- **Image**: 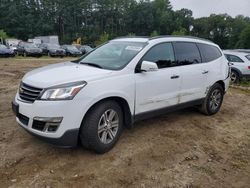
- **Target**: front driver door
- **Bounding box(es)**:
[135,42,182,115]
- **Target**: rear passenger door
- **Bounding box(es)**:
[173,42,209,103]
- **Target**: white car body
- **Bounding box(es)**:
[223,50,250,78]
[12,36,230,148]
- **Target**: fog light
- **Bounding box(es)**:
[33,117,63,132]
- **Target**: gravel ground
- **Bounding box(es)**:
[0,58,250,188]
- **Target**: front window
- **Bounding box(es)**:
[24,43,37,48]
[67,46,78,51]
[75,41,147,70]
[47,44,60,49]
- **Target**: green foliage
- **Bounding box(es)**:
[95,33,110,46]
[172,28,187,36]
[236,25,250,49]
[0,0,249,49]
[150,30,159,37]
[0,30,9,39]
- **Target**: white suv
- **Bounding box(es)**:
[223,50,250,83]
[12,36,230,153]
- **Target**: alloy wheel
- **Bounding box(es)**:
[98,109,119,144]
[209,89,222,111]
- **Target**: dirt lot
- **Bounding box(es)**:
[0,58,250,188]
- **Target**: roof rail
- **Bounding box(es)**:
[150,35,213,43]
[114,36,149,39]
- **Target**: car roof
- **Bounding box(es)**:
[223,50,250,56]
[112,35,216,46]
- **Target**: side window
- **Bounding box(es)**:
[197,43,222,62]
[225,54,244,63]
[142,43,176,69]
[173,42,201,65]
[246,55,250,61]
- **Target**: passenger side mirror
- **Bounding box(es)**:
[141,61,158,72]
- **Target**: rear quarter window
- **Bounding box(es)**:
[225,54,244,63]
[197,43,222,62]
[246,55,250,61]
[173,42,202,65]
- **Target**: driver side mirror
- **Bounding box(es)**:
[141,61,158,72]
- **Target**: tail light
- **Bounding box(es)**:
[248,66,250,70]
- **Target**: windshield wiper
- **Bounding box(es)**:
[79,62,103,69]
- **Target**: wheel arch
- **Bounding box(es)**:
[215,80,225,93]
[231,67,242,77]
[81,96,134,130]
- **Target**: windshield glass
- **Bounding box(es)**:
[0,44,7,49]
[67,46,78,51]
[48,44,60,48]
[246,55,250,61]
[75,41,147,70]
[24,43,37,48]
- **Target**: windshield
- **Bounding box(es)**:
[246,55,250,61]
[24,43,37,48]
[0,44,7,49]
[75,41,147,70]
[48,44,60,48]
[67,46,78,51]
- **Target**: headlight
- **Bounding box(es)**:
[40,81,87,100]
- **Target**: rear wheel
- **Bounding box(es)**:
[230,70,240,84]
[200,83,224,115]
[80,101,123,154]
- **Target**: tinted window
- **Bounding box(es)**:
[225,54,244,63]
[142,43,176,69]
[173,42,201,65]
[197,43,222,62]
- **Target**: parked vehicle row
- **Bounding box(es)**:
[0,42,93,58]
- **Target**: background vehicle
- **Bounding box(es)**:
[16,42,43,57]
[0,44,15,57]
[61,45,82,56]
[28,38,42,47]
[224,50,250,83]
[5,39,20,54]
[35,36,59,45]
[78,45,93,55]
[39,43,65,57]
[13,36,230,153]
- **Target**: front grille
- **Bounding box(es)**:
[32,120,46,131]
[17,113,29,126]
[19,82,43,103]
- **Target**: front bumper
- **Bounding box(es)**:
[26,52,42,56]
[12,95,83,147]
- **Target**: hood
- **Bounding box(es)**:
[0,48,13,53]
[22,62,113,88]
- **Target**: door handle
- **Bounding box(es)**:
[202,70,209,74]
[171,75,180,79]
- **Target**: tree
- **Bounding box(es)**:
[236,25,250,48]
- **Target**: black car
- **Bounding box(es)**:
[78,45,93,55]
[39,43,66,57]
[61,45,82,56]
[16,42,43,57]
[0,44,15,57]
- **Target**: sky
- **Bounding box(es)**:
[170,0,250,18]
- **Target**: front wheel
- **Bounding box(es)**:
[200,83,224,115]
[80,101,123,154]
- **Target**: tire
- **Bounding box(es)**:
[80,101,123,154]
[200,83,224,116]
[230,70,240,84]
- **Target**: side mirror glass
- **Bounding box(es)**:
[141,61,158,72]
